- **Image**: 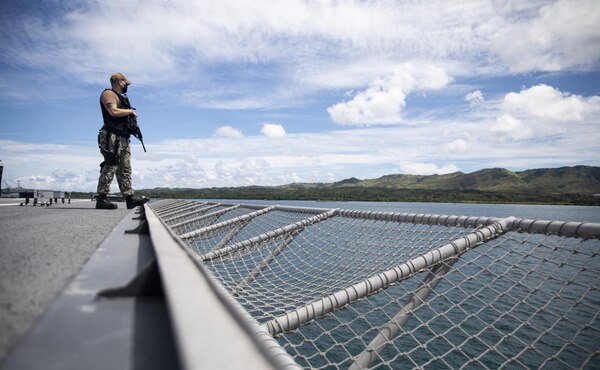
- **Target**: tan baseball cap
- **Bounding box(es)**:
[110,72,132,85]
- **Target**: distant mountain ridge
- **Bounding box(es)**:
[310,166,600,195]
[132,166,600,205]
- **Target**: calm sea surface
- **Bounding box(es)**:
[197,200,600,368]
[204,199,600,223]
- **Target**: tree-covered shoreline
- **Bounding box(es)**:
[70,165,600,206]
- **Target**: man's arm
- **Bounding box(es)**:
[101,91,138,118]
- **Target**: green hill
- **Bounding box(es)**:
[327,166,600,195]
[516,166,600,194]
[135,166,600,205]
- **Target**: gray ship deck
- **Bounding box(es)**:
[0,199,180,370]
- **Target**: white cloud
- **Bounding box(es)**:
[2,113,600,192]
[465,90,484,106]
[327,64,452,125]
[503,84,600,121]
[214,126,244,138]
[180,89,291,110]
[398,162,459,176]
[3,0,598,108]
[260,123,287,138]
[487,84,600,141]
[491,0,600,72]
[2,2,583,87]
[297,59,400,90]
[445,139,469,155]
[490,114,533,141]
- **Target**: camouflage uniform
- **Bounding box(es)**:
[96,128,134,196]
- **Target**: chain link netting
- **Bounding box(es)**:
[149,200,600,369]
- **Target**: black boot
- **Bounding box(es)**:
[96,194,118,209]
[126,195,149,209]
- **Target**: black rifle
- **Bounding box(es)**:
[127,108,146,152]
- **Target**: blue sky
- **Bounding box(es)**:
[0,0,599,192]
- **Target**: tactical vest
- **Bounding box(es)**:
[100,89,132,134]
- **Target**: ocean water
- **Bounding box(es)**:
[204,199,600,223]
[196,200,600,368]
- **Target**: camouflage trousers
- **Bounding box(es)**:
[96,128,134,196]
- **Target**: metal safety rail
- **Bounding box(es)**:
[145,200,600,370]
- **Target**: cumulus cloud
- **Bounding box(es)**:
[491,0,600,72]
[0,140,100,190]
[327,64,452,125]
[490,114,533,141]
[502,84,600,121]
[16,170,99,192]
[214,126,244,138]
[488,84,600,141]
[260,123,287,138]
[445,139,469,155]
[398,162,459,176]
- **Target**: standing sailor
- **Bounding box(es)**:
[95,72,148,209]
